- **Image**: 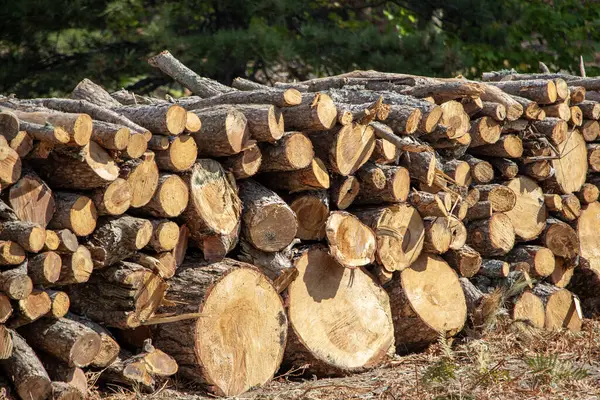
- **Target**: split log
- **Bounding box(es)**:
[532,284,582,332]
[28,251,62,286]
[539,218,580,259]
[281,92,337,131]
[154,135,198,172]
[504,176,547,241]
[35,142,119,190]
[260,157,330,193]
[9,289,51,328]
[137,173,188,218]
[90,178,132,216]
[355,204,424,272]
[371,138,398,163]
[68,261,166,328]
[259,131,314,172]
[0,240,26,266]
[86,215,152,269]
[387,253,466,353]
[0,143,21,186]
[118,152,159,208]
[153,257,287,396]
[48,192,97,237]
[444,245,482,278]
[329,175,360,210]
[325,211,376,268]
[0,293,13,323]
[44,290,70,319]
[221,143,262,179]
[191,106,250,157]
[235,104,284,143]
[467,213,515,256]
[289,191,329,241]
[310,123,375,176]
[56,246,93,285]
[182,160,242,261]
[0,221,46,253]
[0,263,32,300]
[91,121,130,150]
[67,313,120,368]
[507,246,555,279]
[284,246,394,374]
[462,154,494,184]
[0,331,51,400]
[12,110,92,146]
[238,180,297,252]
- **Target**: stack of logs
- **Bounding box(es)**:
[1,51,600,399]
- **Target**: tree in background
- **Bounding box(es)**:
[1,0,599,97]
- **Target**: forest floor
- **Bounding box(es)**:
[93,318,600,400]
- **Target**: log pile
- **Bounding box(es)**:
[1,51,600,398]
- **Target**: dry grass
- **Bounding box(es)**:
[88,317,600,400]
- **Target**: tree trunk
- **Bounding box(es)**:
[387,253,466,353]
[259,132,314,172]
[48,192,97,237]
[259,157,330,193]
[221,143,262,179]
[153,256,286,397]
[289,191,329,241]
[118,152,160,208]
[154,135,198,172]
[136,173,188,218]
[325,211,376,268]
[503,176,547,241]
[238,180,297,252]
[191,106,250,157]
[181,160,241,261]
[467,213,515,256]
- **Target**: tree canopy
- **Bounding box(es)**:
[2,0,599,97]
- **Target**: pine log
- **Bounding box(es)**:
[70,78,123,108]
[354,204,424,272]
[504,176,547,241]
[12,110,92,146]
[388,253,465,353]
[91,120,130,150]
[153,257,286,396]
[56,246,93,286]
[154,135,198,172]
[462,154,494,184]
[121,132,148,159]
[54,230,78,254]
[0,331,51,400]
[281,92,337,131]
[532,118,569,145]
[408,191,450,217]
[181,160,242,261]
[260,157,330,193]
[532,284,581,331]
[191,106,250,157]
[541,102,571,121]
[576,183,600,205]
[309,123,375,176]
[238,238,298,284]
[221,143,262,179]
[325,211,376,268]
[354,165,410,205]
[0,240,26,266]
[470,134,523,158]
[478,259,510,278]
[86,215,152,269]
[0,143,21,186]
[545,129,587,194]
[539,218,580,259]
[443,159,471,187]
[422,217,452,254]
[136,173,188,218]
[329,175,360,210]
[284,246,394,374]
[18,120,69,144]
[48,192,97,237]
[180,87,303,108]
[0,221,45,253]
[234,104,284,143]
[507,245,555,279]
[147,219,179,253]
[68,261,166,328]
[490,80,557,104]
[0,293,12,323]
[118,152,159,208]
[37,354,87,400]
[0,263,32,300]
[472,101,507,121]
[90,178,131,216]
[0,110,20,139]
[549,257,574,288]
[111,104,187,136]
[259,131,314,172]
[44,290,69,319]
[28,251,62,286]
[289,191,329,241]
[444,245,482,278]
[35,142,119,190]
[67,313,120,368]
[238,180,297,252]
[9,289,51,328]
[467,213,515,256]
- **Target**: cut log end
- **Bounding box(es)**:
[165,104,188,135]
[513,291,545,329]
[325,211,376,268]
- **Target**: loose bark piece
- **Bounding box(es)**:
[259,132,314,172]
[153,257,286,396]
[67,313,120,368]
[154,135,198,172]
[467,213,515,256]
[354,204,424,272]
[289,191,329,241]
[260,157,330,193]
[0,221,46,253]
[507,245,555,278]
[0,263,32,300]
[137,173,188,218]
[57,246,93,285]
[45,290,70,319]
[28,251,62,286]
[90,178,131,216]
[444,245,482,278]
[118,152,159,208]
[285,246,394,375]
[325,211,376,268]
[532,284,582,332]
[329,175,360,210]
[191,106,250,157]
[281,92,337,131]
[539,218,580,259]
[388,253,466,353]
[0,331,51,400]
[239,180,297,252]
[19,317,101,367]
[86,215,152,269]
[0,240,26,266]
[48,192,97,237]
[91,120,130,150]
[504,176,547,241]
[221,143,262,179]
[182,160,242,261]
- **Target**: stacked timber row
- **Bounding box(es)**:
[0,51,599,399]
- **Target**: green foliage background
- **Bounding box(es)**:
[2,0,600,97]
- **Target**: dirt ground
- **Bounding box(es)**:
[92,317,600,400]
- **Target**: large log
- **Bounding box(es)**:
[387,253,466,353]
[153,257,286,397]
[539,218,580,259]
[284,246,394,375]
[181,160,242,261]
[544,129,588,194]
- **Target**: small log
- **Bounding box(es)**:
[90,178,132,216]
[447,217,468,249]
[478,259,509,278]
[511,96,545,120]
[181,88,302,109]
[9,289,52,328]
[462,154,494,184]
[239,180,297,252]
[577,183,600,205]
[260,157,330,193]
[398,150,438,186]
[578,101,600,119]
[587,143,600,172]
[444,245,482,278]
[48,192,97,237]
[0,263,32,300]
[0,293,13,323]
[532,284,582,332]
[259,132,314,172]
[507,245,555,279]
[552,194,581,221]
[469,134,523,158]
[27,251,61,286]
[56,246,93,285]
[466,201,492,221]
[289,191,329,241]
[111,104,187,136]
[12,110,92,146]
[549,257,573,288]
[475,184,517,213]
[67,313,120,368]
[570,106,583,126]
[504,176,547,241]
[235,104,284,143]
[467,213,515,256]
[54,229,78,254]
[0,325,12,359]
[0,143,21,186]
[0,331,51,400]
[42,230,59,251]
[221,143,262,179]
[329,175,360,210]
[119,152,159,208]
[147,219,179,253]
[0,221,45,253]
[443,159,471,187]
[99,350,155,391]
[371,138,398,164]
[490,80,557,104]
[185,111,202,132]
[44,290,70,319]
[422,217,452,254]
[281,92,337,131]
[91,120,130,150]
[532,118,568,145]
[511,291,546,328]
[354,165,410,205]
[136,173,189,218]
[539,218,579,259]
[121,133,148,159]
[0,240,26,266]
[18,120,70,144]
[487,158,519,179]
[191,106,249,157]
[154,135,198,172]
[469,116,501,147]
[9,131,33,158]
[473,101,507,121]
[541,102,571,121]
[325,211,376,268]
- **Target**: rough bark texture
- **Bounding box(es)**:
[191,106,250,157]
[221,143,262,179]
[259,132,314,172]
